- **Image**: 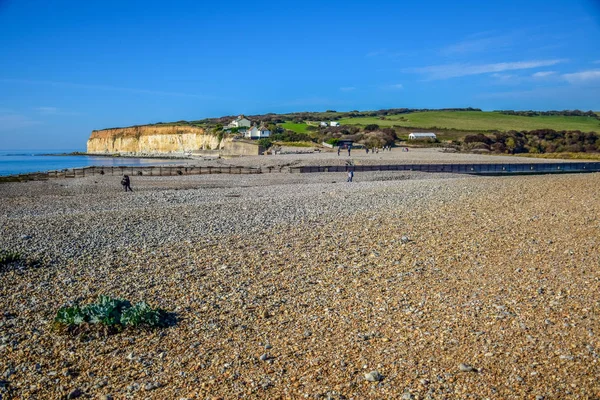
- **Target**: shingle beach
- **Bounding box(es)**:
[1,150,599,399]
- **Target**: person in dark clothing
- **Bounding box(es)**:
[347,170,354,182]
[337,147,341,156]
[121,175,133,192]
[347,145,351,156]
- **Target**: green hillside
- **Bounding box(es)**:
[338,111,600,132]
[280,122,310,133]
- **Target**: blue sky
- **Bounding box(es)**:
[1,0,599,150]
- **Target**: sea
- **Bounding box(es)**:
[0,149,187,176]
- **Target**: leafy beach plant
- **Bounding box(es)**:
[121,301,163,327]
[55,295,169,332]
[0,249,22,267]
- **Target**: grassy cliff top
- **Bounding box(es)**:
[95,108,600,134]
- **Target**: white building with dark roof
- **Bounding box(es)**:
[228,115,251,128]
[408,132,437,140]
[245,124,271,139]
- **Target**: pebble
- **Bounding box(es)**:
[459,363,476,372]
[144,382,160,391]
[67,388,82,399]
[364,371,383,382]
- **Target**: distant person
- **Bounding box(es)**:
[365,148,369,154]
[347,145,351,156]
[347,170,354,182]
[337,147,341,156]
[121,174,133,192]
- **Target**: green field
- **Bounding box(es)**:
[280,122,310,133]
[338,111,600,132]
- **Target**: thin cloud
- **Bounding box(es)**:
[489,73,520,84]
[406,59,566,80]
[388,83,404,89]
[476,85,600,106]
[0,78,213,99]
[366,50,386,57]
[33,106,80,116]
[491,73,516,79]
[0,111,41,131]
[340,87,356,92]
[562,70,600,84]
[365,49,406,59]
[593,60,600,64]
[532,71,557,78]
[441,35,512,56]
[35,106,59,114]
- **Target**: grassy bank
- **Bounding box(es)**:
[339,111,600,132]
[280,122,310,133]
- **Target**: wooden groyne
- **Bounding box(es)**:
[1,165,264,182]
[2,162,600,183]
[291,162,600,175]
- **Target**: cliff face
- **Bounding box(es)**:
[87,125,221,154]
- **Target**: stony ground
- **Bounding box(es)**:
[195,147,584,169]
[1,170,599,399]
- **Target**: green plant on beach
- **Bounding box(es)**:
[121,301,163,327]
[55,295,168,330]
[84,295,131,325]
[0,250,21,267]
[55,303,87,326]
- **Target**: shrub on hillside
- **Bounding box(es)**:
[257,138,273,149]
[270,130,314,142]
[364,124,380,132]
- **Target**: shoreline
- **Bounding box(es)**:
[44,151,194,160]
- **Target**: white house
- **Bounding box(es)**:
[330,121,340,127]
[228,115,251,128]
[319,121,328,127]
[245,125,271,139]
[408,132,437,140]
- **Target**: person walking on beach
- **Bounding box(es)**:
[347,145,351,156]
[121,174,133,192]
[337,147,341,156]
[347,170,354,182]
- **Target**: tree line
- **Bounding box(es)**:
[462,129,599,154]
[496,110,599,119]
